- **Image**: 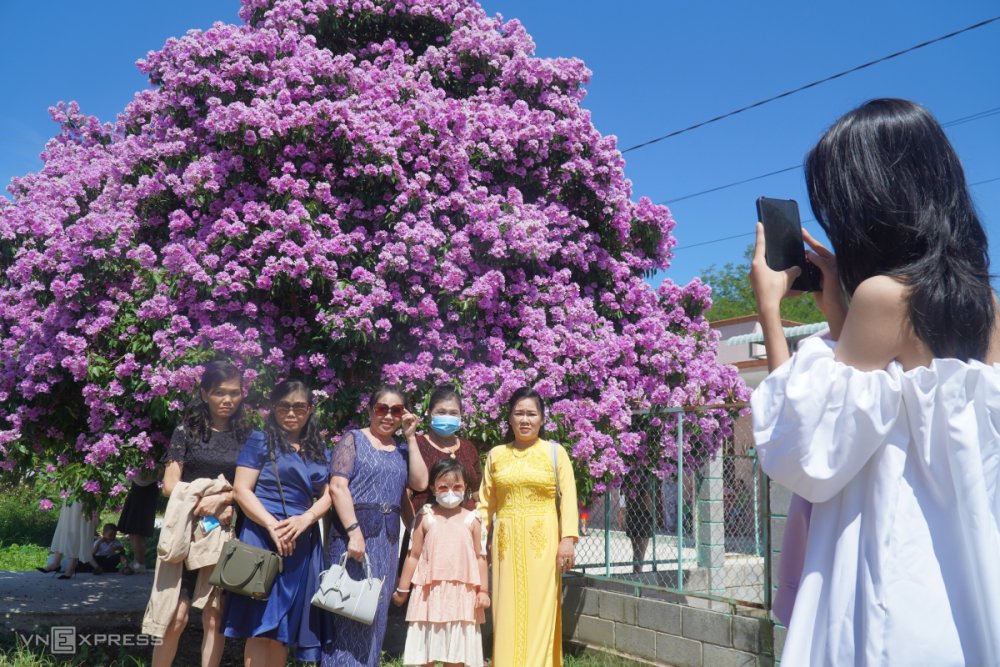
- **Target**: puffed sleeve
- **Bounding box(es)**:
[555,444,580,540]
[330,431,357,480]
[235,431,268,470]
[751,336,903,503]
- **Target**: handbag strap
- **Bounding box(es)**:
[550,441,562,533]
[550,441,561,505]
[268,441,289,520]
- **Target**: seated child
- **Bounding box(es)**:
[92,523,133,575]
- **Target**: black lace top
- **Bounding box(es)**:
[165,424,242,484]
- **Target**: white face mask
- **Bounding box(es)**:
[436,491,463,509]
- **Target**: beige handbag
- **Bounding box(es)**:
[311,552,383,625]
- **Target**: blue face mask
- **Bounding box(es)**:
[430,415,462,437]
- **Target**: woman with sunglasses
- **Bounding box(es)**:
[223,380,333,665]
[322,386,429,667]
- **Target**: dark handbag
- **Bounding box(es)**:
[209,538,283,599]
[208,444,288,599]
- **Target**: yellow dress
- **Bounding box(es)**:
[478,439,579,667]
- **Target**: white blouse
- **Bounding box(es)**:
[753,336,1000,666]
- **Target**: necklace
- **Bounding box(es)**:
[426,435,460,458]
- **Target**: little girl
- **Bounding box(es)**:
[392,458,489,667]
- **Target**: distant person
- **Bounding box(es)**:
[622,484,656,574]
[393,458,489,667]
[92,523,133,575]
[117,469,159,574]
[751,98,1000,665]
[37,500,99,579]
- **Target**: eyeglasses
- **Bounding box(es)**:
[274,402,310,416]
[373,403,404,418]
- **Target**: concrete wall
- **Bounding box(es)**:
[768,481,791,663]
[562,577,774,667]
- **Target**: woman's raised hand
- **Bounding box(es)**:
[802,228,848,340]
[749,222,802,315]
[401,410,418,439]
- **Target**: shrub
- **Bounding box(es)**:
[0,0,747,504]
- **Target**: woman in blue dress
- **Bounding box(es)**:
[322,386,429,667]
[224,380,333,665]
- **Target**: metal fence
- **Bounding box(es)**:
[571,405,769,607]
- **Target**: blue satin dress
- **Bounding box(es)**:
[222,432,331,661]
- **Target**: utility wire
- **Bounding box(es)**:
[671,176,1000,252]
[661,105,1000,205]
[622,16,1000,154]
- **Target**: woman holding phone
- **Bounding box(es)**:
[751,98,1000,665]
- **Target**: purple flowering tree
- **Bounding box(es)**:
[0,0,747,506]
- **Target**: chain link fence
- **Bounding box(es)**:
[572,405,769,606]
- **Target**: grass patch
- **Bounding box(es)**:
[0,485,59,548]
[0,544,49,571]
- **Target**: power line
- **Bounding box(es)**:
[671,176,1000,252]
[622,16,1000,154]
[660,105,1000,205]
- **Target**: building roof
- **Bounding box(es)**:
[724,321,829,346]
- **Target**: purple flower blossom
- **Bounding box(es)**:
[0,0,747,499]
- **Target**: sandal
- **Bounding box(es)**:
[122,566,134,575]
[57,574,72,580]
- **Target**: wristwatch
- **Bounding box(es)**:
[345,522,360,533]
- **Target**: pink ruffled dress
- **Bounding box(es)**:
[403,506,485,667]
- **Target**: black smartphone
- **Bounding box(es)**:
[756,196,821,292]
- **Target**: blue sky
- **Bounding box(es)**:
[2,1,998,288]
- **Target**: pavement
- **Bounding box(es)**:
[0,568,153,634]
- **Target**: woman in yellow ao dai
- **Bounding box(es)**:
[478,387,579,667]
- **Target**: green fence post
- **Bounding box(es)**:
[751,449,761,557]
[605,488,611,578]
[676,410,684,591]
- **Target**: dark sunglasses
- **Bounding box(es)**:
[373,403,404,418]
[274,402,310,416]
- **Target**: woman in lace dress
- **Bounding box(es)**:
[321,386,429,667]
[150,361,250,667]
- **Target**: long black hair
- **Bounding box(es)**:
[805,98,993,361]
[264,380,326,463]
[503,386,546,442]
[181,361,249,444]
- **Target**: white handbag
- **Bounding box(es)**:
[311,553,384,625]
